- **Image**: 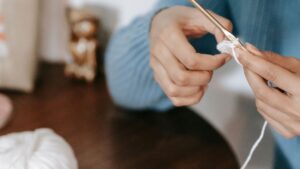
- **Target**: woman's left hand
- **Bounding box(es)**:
[236,44,300,138]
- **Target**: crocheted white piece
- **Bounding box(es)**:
[217,39,241,65]
[0,128,78,169]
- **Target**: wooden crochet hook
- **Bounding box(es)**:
[189,0,247,51]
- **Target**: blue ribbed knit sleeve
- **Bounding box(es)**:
[104,0,228,111]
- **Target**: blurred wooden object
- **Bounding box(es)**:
[65,9,100,82]
[0,63,238,169]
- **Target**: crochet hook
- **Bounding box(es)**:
[189,0,247,50]
[190,0,282,91]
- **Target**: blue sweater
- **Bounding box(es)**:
[105,0,300,168]
[105,0,300,111]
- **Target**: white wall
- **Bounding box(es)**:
[39,0,158,62]
[86,0,159,30]
[39,0,69,62]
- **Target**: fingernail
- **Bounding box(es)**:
[245,43,262,56]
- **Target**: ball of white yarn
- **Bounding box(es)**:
[0,128,78,169]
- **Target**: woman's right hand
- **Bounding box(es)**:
[150,6,232,106]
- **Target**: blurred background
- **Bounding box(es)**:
[40,0,159,63]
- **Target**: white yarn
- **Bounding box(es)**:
[240,121,268,169]
[217,39,241,65]
[0,128,78,169]
[217,40,269,169]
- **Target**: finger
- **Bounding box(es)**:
[160,28,230,71]
[245,43,263,56]
[170,89,205,107]
[238,48,300,94]
[246,43,300,75]
[256,99,296,133]
[150,56,201,97]
[192,53,231,70]
[262,52,300,75]
[244,69,294,114]
[151,41,213,86]
[259,110,295,139]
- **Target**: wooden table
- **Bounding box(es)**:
[0,63,239,169]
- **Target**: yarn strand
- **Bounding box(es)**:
[218,40,269,169]
[240,121,268,169]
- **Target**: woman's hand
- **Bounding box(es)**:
[150,6,232,106]
[237,44,300,138]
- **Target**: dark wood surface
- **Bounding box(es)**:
[0,63,239,169]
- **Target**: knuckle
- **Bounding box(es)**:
[184,58,198,70]
[150,43,161,56]
[159,29,170,42]
[264,51,276,58]
[255,100,264,112]
[175,72,189,86]
[163,25,176,40]
[255,88,267,100]
[171,98,184,107]
[166,84,178,97]
[264,68,278,82]
[200,71,213,84]
[291,126,300,137]
[239,55,252,68]
[288,105,300,119]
